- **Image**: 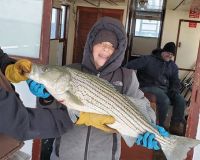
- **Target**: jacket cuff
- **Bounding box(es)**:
[39,95,54,106]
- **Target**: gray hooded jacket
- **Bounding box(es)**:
[49,17,156,160]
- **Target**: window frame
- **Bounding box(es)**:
[135,18,161,38]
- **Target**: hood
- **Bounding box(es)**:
[82,17,127,75]
[152,48,174,64]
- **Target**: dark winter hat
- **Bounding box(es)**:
[93,29,118,48]
[163,42,176,55]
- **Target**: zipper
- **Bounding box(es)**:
[84,126,91,160]
[97,72,101,77]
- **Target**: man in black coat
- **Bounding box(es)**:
[126,42,186,136]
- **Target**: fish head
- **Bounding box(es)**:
[27,63,71,95]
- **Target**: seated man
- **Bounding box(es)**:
[126,42,186,136]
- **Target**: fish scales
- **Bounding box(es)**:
[70,70,150,124]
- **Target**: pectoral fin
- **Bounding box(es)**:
[108,122,137,147]
[65,91,84,110]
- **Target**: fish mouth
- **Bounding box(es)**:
[26,63,43,80]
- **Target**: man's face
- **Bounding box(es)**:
[161,51,174,62]
[92,42,115,69]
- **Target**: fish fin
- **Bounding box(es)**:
[55,75,70,93]
[65,91,84,110]
[108,122,138,147]
[67,108,80,123]
[161,135,200,160]
[121,135,136,147]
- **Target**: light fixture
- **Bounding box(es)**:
[137,0,148,9]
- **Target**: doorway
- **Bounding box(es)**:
[175,20,200,160]
[175,19,200,113]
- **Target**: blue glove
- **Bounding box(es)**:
[26,79,50,98]
[136,131,160,150]
[156,125,169,137]
[136,125,169,150]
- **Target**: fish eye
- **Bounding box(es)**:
[42,66,48,72]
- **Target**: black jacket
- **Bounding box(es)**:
[0,48,16,74]
[127,49,181,93]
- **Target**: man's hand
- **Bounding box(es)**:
[5,59,32,83]
[76,112,116,133]
[26,79,50,98]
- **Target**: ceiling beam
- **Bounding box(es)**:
[83,0,100,7]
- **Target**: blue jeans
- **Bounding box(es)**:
[142,87,186,126]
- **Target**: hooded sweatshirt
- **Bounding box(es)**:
[49,17,156,160]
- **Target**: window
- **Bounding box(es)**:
[50,6,68,40]
[50,8,59,39]
[134,0,164,38]
[60,5,67,39]
[147,0,163,10]
[135,19,160,37]
[137,0,163,11]
[0,0,43,58]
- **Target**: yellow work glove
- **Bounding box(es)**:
[5,59,32,83]
[76,112,117,133]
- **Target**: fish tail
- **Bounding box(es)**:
[161,135,200,160]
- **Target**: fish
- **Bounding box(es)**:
[27,63,200,160]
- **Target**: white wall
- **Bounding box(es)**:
[132,37,158,55]
[13,81,36,158]
[161,9,199,47]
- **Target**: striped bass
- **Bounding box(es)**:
[27,63,200,160]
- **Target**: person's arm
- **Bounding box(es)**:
[126,71,144,98]
[0,49,16,74]
[126,56,148,70]
[0,87,73,141]
[169,63,181,94]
